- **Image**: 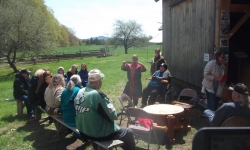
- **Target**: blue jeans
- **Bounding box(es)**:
[205,89,219,111]
[19,95,33,117]
[204,109,215,126]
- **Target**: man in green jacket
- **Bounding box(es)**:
[74,69,135,150]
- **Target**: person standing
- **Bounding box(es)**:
[150,48,167,75]
[121,54,146,106]
[13,68,34,119]
[202,50,226,111]
[78,63,88,87]
[74,69,135,150]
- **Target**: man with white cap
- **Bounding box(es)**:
[74,69,135,150]
[204,83,250,126]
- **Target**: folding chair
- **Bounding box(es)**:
[118,93,134,126]
[221,116,250,127]
[125,107,159,150]
[175,88,198,122]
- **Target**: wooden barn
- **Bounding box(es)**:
[156,0,250,93]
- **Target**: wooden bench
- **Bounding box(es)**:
[5,98,24,116]
[5,98,43,119]
[36,106,124,149]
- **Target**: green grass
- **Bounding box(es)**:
[0,45,206,150]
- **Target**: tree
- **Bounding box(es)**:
[110,20,146,54]
[0,0,59,72]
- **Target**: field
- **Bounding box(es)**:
[0,45,206,150]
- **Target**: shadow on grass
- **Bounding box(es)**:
[1,114,30,123]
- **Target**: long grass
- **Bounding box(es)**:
[0,45,206,150]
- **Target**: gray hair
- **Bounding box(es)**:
[66,75,82,91]
[48,74,65,89]
[238,93,250,107]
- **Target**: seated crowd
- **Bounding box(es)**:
[12,50,250,149]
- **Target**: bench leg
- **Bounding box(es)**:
[35,106,42,120]
[54,119,68,140]
[17,100,24,116]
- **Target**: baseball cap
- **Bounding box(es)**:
[88,69,105,82]
[228,83,249,95]
[20,68,31,74]
[160,63,168,70]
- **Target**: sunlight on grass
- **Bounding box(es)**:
[0,45,206,150]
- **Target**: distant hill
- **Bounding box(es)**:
[83,36,108,40]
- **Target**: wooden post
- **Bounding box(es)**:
[16,100,24,116]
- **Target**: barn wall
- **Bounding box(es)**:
[162,0,217,89]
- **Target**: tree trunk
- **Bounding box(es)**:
[6,55,18,73]
[9,61,18,72]
[125,48,128,54]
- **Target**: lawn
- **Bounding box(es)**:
[0,45,206,150]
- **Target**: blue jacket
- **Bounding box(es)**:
[78,70,88,87]
[60,85,82,127]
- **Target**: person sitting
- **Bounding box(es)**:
[74,69,135,150]
[141,63,171,107]
[78,63,88,87]
[67,64,78,82]
[204,83,250,127]
[36,70,52,110]
[13,68,34,119]
[57,66,68,84]
[60,75,82,136]
[150,48,167,75]
[44,74,65,117]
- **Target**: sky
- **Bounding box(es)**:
[45,0,162,39]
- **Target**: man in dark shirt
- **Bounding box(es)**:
[204,83,250,126]
[13,68,34,119]
[150,49,167,75]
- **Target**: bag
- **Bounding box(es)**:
[216,82,224,97]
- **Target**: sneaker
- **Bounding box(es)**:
[29,114,36,120]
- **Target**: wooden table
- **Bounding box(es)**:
[143,104,191,144]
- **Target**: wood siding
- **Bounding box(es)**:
[163,0,217,88]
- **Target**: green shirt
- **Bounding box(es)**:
[74,85,120,138]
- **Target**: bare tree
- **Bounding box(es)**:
[0,0,58,72]
[109,20,146,54]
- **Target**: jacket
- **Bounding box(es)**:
[44,86,64,108]
[202,60,225,93]
[74,85,120,138]
[13,73,30,99]
[78,70,88,86]
[28,76,39,105]
[60,85,82,127]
